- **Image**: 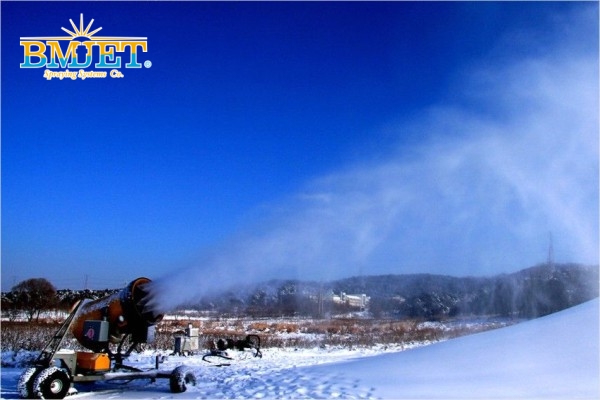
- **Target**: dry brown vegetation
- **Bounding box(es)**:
[153,316,512,351]
[1,316,514,359]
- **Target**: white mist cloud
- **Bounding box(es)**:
[147,8,598,312]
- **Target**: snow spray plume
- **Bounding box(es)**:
[146,7,598,314]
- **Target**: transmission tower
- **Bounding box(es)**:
[547,232,555,270]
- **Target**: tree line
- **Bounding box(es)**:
[1,278,117,322]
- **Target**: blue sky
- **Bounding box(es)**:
[2,2,598,294]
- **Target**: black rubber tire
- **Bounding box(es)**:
[169,365,197,393]
[33,367,71,399]
[18,366,42,399]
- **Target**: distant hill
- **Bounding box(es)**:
[3,263,597,321]
[182,262,599,320]
[331,263,599,318]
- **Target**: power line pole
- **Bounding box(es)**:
[547,232,555,271]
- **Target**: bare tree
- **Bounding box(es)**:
[11,278,58,322]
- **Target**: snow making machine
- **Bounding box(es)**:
[17,277,196,399]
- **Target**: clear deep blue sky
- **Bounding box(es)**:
[2,2,598,292]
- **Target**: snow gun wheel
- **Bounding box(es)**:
[169,365,197,393]
[18,366,42,399]
[32,367,71,399]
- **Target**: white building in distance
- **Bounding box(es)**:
[332,292,370,309]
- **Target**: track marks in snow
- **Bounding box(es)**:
[189,365,377,399]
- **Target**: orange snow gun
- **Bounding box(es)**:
[18,277,196,399]
[69,277,163,356]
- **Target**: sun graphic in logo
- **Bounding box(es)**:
[60,14,103,40]
[20,13,146,42]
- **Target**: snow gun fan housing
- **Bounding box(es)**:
[70,277,163,352]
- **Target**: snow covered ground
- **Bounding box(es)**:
[1,299,598,399]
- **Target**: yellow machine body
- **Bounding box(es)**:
[76,352,110,373]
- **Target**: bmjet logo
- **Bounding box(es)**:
[20,14,150,80]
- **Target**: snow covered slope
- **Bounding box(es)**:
[1,299,597,399]
[300,298,600,399]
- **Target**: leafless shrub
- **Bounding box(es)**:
[1,322,60,352]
